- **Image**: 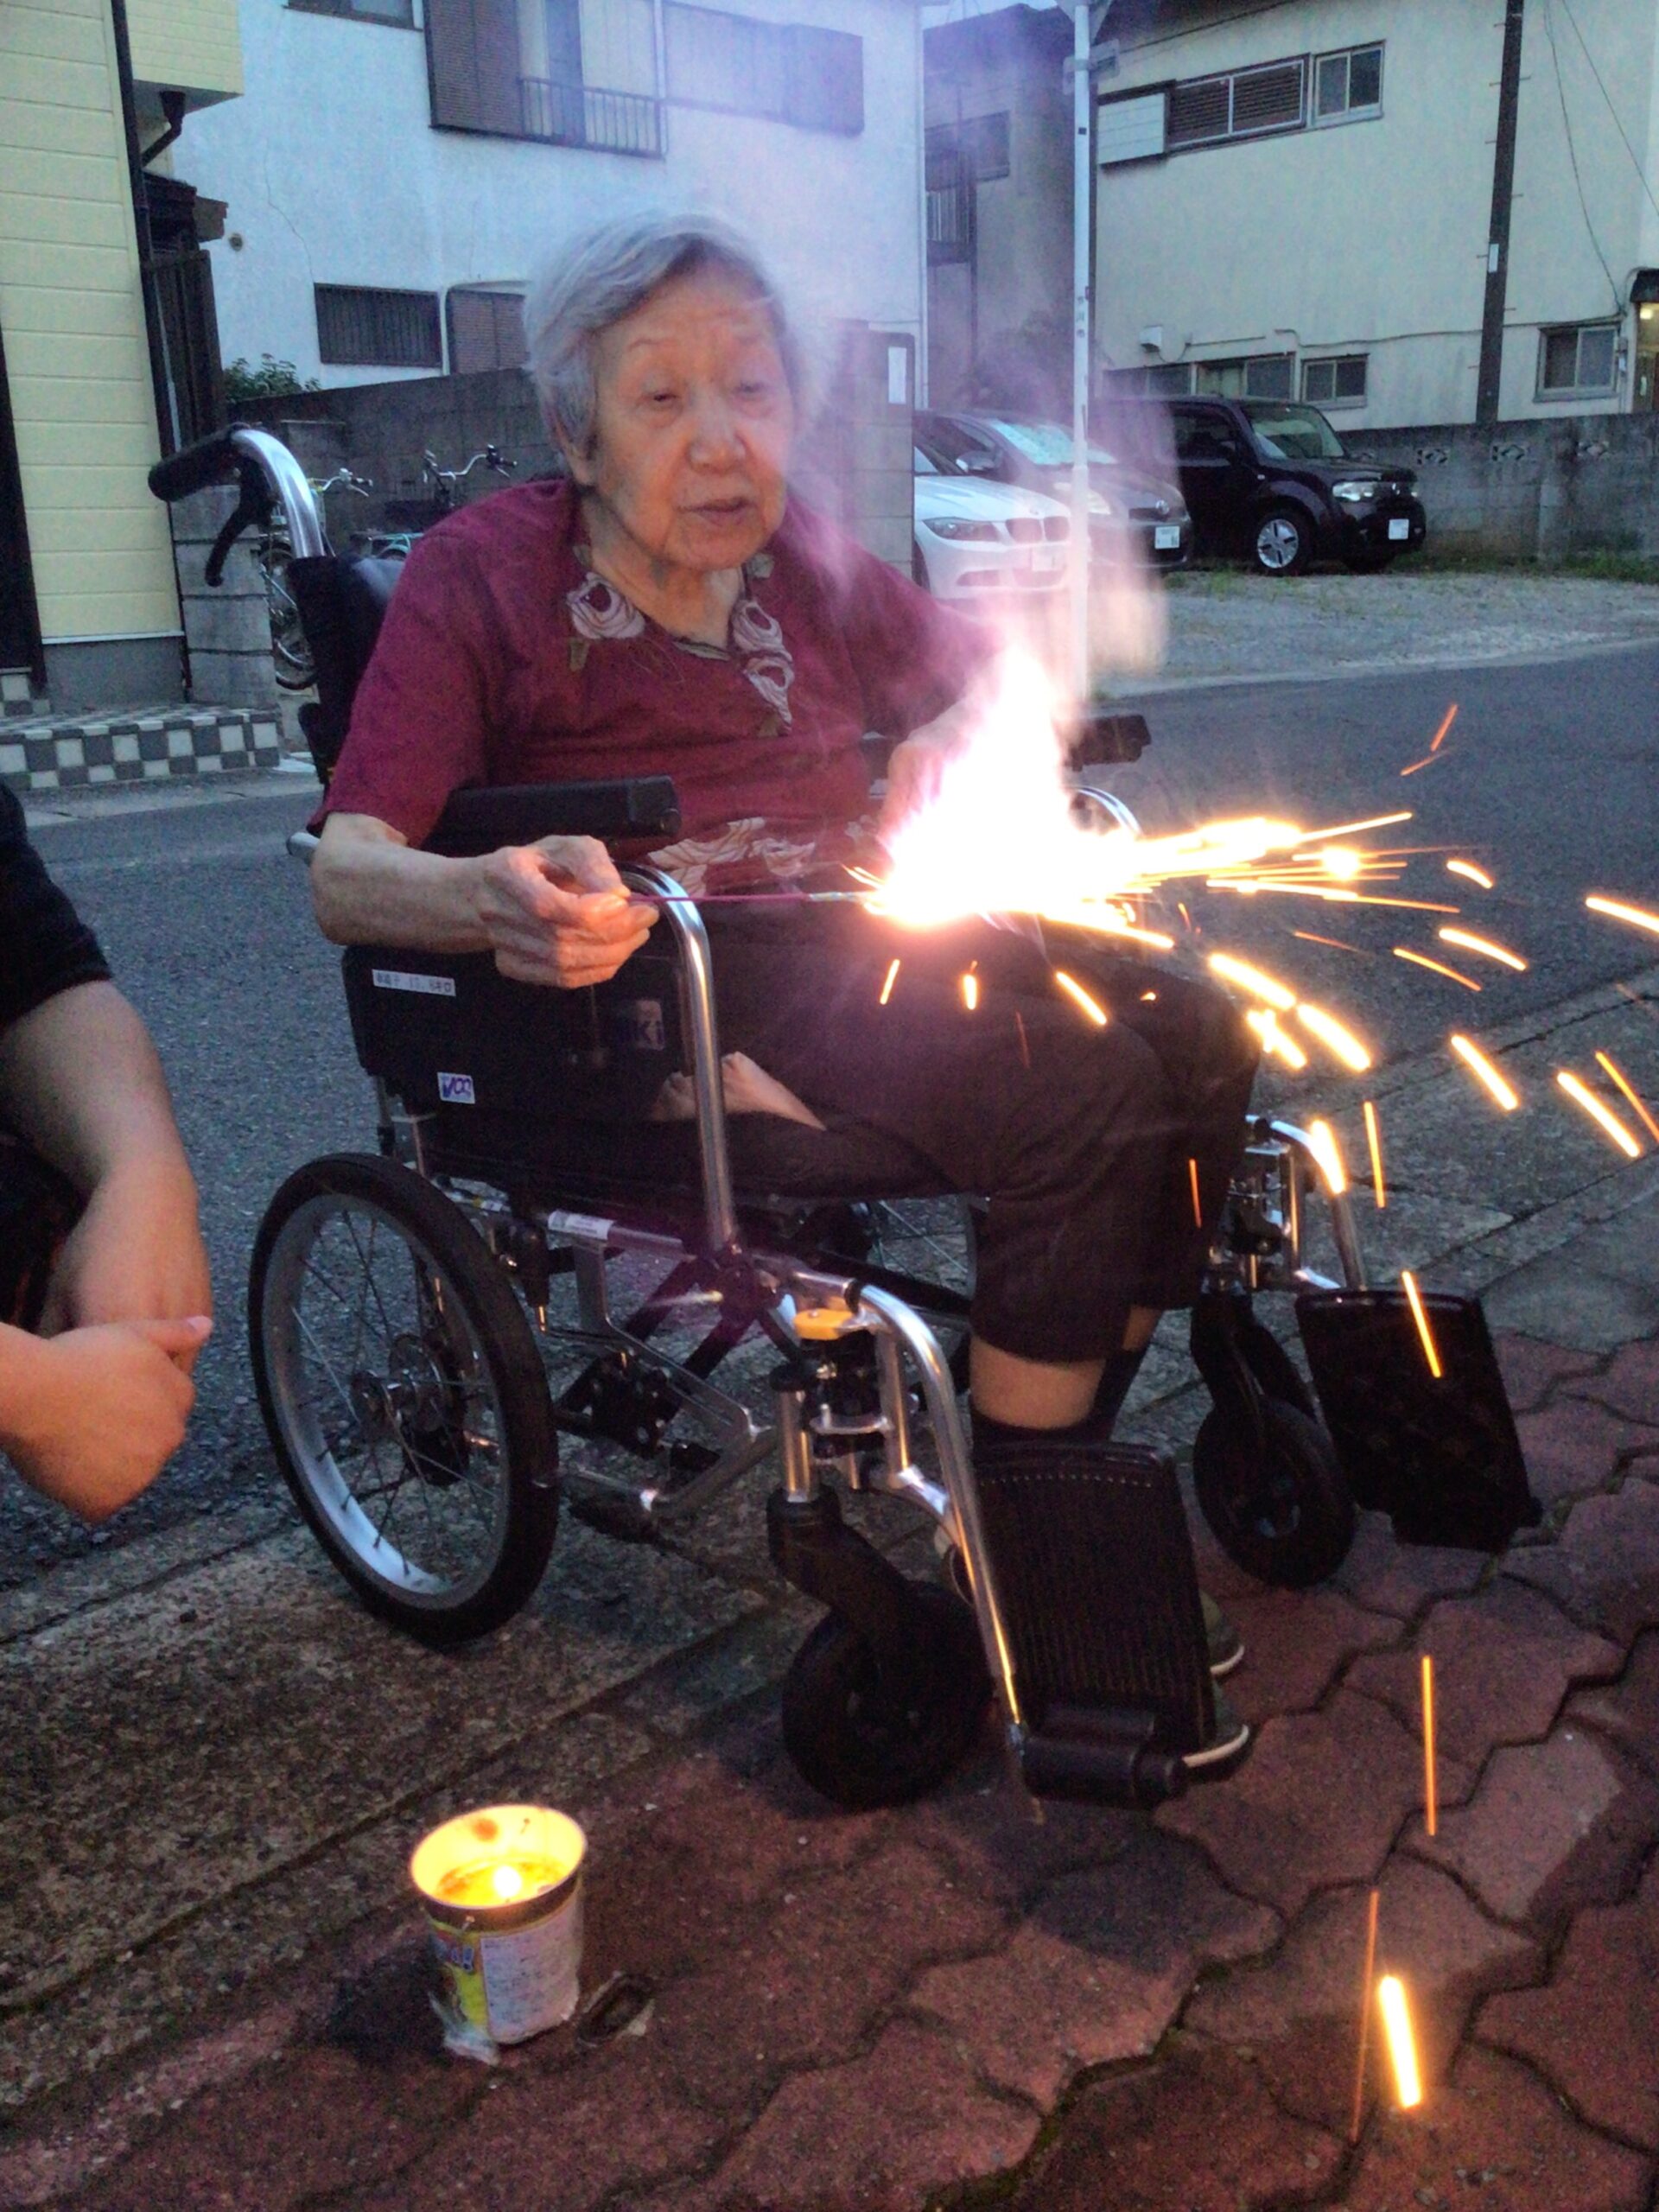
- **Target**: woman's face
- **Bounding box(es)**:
[570,267,795,575]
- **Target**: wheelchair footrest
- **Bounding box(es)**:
[974,1434,1236,1806]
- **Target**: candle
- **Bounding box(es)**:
[410,1803,588,2056]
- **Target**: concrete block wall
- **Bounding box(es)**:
[170,485,280,709]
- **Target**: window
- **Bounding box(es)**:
[1313,43,1383,124]
[447,288,526,375]
[1242,401,1347,460]
[1166,56,1305,149]
[1537,322,1618,397]
[1195,353,1293,399]
[664,6,863,133]
[1302,353,1368,406]
[426,0,664,156]
[289,0,414,22]
[1098,86,1167,167]
[316,285,442,369]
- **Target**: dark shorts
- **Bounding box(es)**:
[0,1137,80,1332]
[706,906,1259,1363]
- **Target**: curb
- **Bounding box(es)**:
[0,708,284,796]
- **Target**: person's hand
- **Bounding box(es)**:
[2,1315,211,1521]
[39,1153,212,1369]
[876,714,971,846]
[474,835,657,988]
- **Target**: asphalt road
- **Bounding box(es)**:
[5,636,1656,1586]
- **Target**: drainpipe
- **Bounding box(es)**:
[1476,0,1526,425]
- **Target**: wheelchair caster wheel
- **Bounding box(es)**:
[1192,1397,1353,1589]
[780,1582,991,1809]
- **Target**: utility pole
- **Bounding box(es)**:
[1066,1,1113,704]
[1476,0,1526,425]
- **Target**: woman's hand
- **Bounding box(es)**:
[474,835,658,988]
[875,703,975,846]
[39,1151,212,1367]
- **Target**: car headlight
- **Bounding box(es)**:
[1332,480,1378,504]
[925,518,1001,542]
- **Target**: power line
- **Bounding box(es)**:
[1555,0,1659,232]
[1540,0,1624,313]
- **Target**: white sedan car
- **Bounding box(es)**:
[912,447,1071,601]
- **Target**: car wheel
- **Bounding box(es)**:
[1252,506,1312,577]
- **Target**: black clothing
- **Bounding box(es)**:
[1,785,111,1030]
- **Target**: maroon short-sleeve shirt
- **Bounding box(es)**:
[320,478,988,891]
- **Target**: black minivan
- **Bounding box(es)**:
[1159,397,1427,575]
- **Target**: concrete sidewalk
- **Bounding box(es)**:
[5,982,1659,2209]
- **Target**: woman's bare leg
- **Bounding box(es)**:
[970,1306,1161,1429]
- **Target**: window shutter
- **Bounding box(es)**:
[785,26,863,134]
[426,0,522,133]
[1166,76,1229,146]
[447,290,497,374]
[1230,60,1304,134]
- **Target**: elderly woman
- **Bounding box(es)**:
[311,214,1257,1761]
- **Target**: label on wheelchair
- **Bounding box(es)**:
[372,968,457,999]
[608,998,667,1053]
[437,1071,477,1105]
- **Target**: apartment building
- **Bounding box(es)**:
[178,0,928,394]
[1,0,243,707]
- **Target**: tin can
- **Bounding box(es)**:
[410,1803,587,2050]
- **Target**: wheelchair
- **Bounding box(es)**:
[150,428,1537,1815]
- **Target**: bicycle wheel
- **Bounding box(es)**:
[250,1154,557,1644]
[263,545,315,690]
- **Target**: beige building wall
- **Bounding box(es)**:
[127,0,244,103]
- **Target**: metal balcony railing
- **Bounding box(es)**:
[518,77,665,158]
[926,181,975,266]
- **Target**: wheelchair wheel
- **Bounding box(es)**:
[780,1583,991,1809]
[250,1154,557,1645]
[1192,1397,1352,1589]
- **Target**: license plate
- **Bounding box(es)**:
[1388,517,1411,541]
[1153,524,1182,550]
[1034,544,1064,572]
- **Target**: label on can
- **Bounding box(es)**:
[478,1889,584,2041]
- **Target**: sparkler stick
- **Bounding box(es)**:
[1052,970,1108,1027]
[1296,1002,1373,1072]
[1401,1271,1444,1379]
[1557,1070,1643,1159]
[1438,927,1528,973]
[1189,1157,1204,1229]
[1394,949,1481,990]
[879,958,901,1007]
[1429,702,1459,752]
[1446,858,1494,889]
[1306,1118,1348,1195]
[1596,1052,1659,1144]
[1449,1034,1520,1112]
[1586,894,1659,938]
[1350,1886,1381,2144]
[1377,1976,1424,2109]
[1421,1654,1438,1837]
[1363,1100,1387,1208]
[1208,952,1296,1010]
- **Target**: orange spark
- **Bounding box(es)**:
[1401,1270,1444,1379]
[1421,1653,1439,1838]
[1014,1008,1031,1067]
[879,957,900,1007]
[1400,751,1449,778]
[1586,894,1659,939]
[1344,896,1462,914]
[1306,1117,1348,1195]
[1363,1100,1387,1208]
[1300,810,1414,842]
[1053,969,1108,1027]
[1557,1070,1643,1159]
[1395,948,1481,990]
[1351,1889,1381,2143]
[1438,927,1528,973]
[1246,1008,1309,1070]
[1446,858,1494,889]
[960,970,979,1012]
[1209,952,1296,1011]
[1378,1976,1424,2109]
[1596,1052,1659,1143]
[1449,1033,1520,1111]
[1291,929,1369,954]
[1296,1002,1373,1072]
[1429,702,1459,753]
[1188,1157,1204,1228]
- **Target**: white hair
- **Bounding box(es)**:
[524,212,810,458]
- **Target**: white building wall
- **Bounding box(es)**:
[179,0,923,391]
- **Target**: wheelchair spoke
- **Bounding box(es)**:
[293,1309,361,1427]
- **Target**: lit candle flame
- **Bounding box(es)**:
[1421,1653,1438,1838]
[491,1862,525,1902]
[1246,1008,1308,1070]
[1449,1033,1520,1111]
[1306,1118,1348,1195]
[1586,894,1659,938]
[1401,1270,1444,1379]
[1596,1052,1659,1143]
[1438,926,1528,973]
[1377,1975,1423,2108]
[1209,952,1296,1011]
[1363,1100,1387,1208]
[1557,1070,1643,1159]
[1446,858,1494,889]
[1052,969,1108,1027]
[1296,1002,1373,1072]
[1395,948,1481,991]
[879,957,900,1007]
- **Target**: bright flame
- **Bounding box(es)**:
[1296,1002,1373,1072]
[1438,927,1528,973]
[960,970,980,1012]
[1209,952,1296,1011]
[1557,1070,1643,1159]
[491,1862,525,1902]
[879,957,900,1006]
[1446,858,1494,889]
[1586,894,1659,938]
[1377,1976,1423,2108]
[1363,1100,1387,1208]
[1401,1270,1444,1380]
[1596,1052,1659,1143]
[1306,1118,1348,1195]
[1395,948,1481,991]
[1449,1033,1520,1111]
[1246,1008,1308,1070]
[1053,969,1109,1027]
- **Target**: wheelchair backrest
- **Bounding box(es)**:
[286,553,404,784]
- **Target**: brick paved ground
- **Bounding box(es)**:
[7,1301,1659,2212]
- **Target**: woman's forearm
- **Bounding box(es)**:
[310,815,491,950]
[0,982,191,1196]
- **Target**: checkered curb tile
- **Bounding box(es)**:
[0,709,283,794]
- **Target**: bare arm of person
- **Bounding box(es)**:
[0,982,212,1351]
[0,1314,209,1520]
[875,695,982,845]
[311,812,657,989]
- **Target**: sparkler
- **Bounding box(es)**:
[1296,1002,1372,1072]
[1446,858,1494,889]
[1401,1270,1443,1379]
[1557,1070,1643,1159]
[1421,1654,1438,1837]
[1306,1118,1348,1196]
[1052,969,1109,1027]
[1350,1887,1381,2144]
[1586,894,1659,939]
[879,957,900,1007]
[1395,948,1481,991]
[1363,1100,1387,1208]
[1437,927,1528,973]
[1449,1034,1520,1112]
[1596,1052,1659,1143]
[1377,1976,1423,2109]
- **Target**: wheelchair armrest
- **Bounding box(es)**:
[423,779,682,856]
[1070,709,1150,766]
